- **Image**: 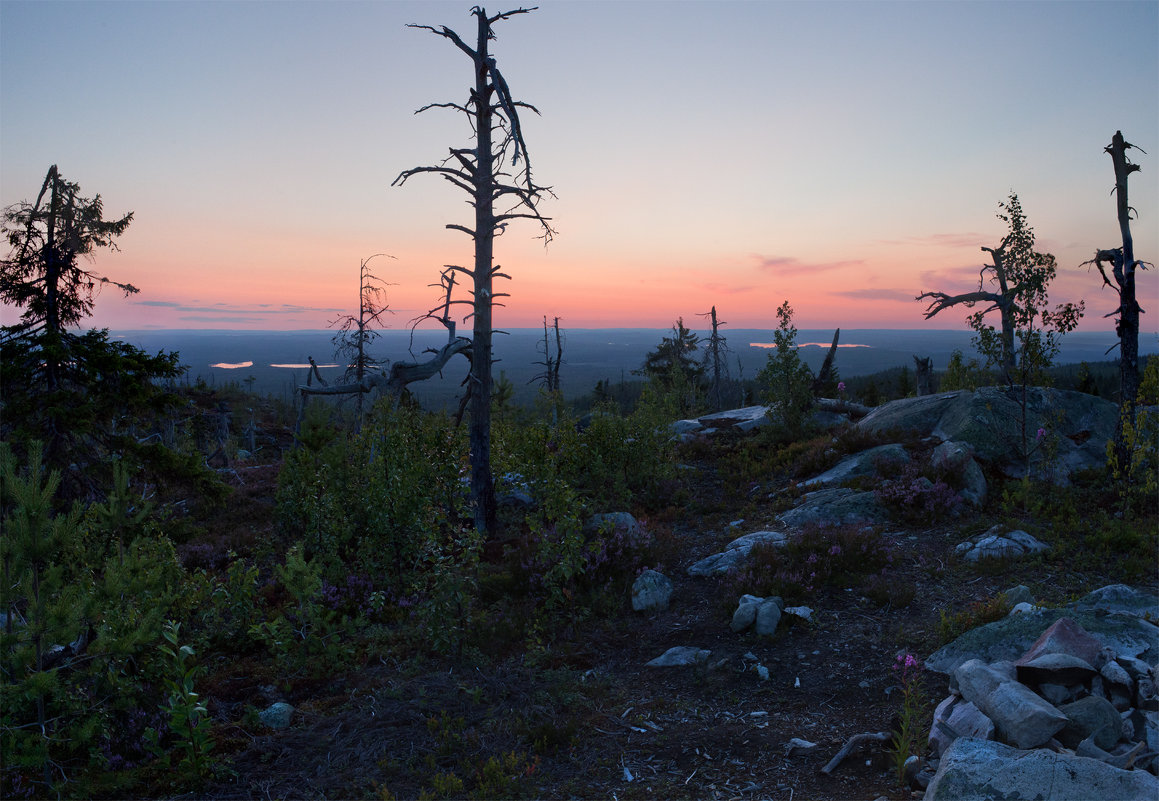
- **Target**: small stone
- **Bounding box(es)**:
[731,595,763,632]
[784,605,813,621]
[646,646,711,668]
[1002,584,1035,607]
[259,702,294,729]
[754,599,782,636]
[755,664,769,681]
[631,569,674,613]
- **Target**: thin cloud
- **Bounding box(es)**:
[138,301,341,315]
[918,264,987,290]
[830,288,914,302]
[877,233,987,248]
[752,255,865,275]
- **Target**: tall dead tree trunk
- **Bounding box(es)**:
[699,306,729,412]
[1084,131,1151,463]
[393,7,554,533]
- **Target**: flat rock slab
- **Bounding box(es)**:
[777,487,889,528]
[927,587,1159,678]
[687,530,787,577]
[924,737,1159,801]
[800,443,909,488]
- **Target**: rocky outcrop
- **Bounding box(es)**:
[858,387,1118,482]
[777,487,890,528]
[926,585,1159,678]
[923,588,1159,796]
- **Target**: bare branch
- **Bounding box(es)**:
[915,289,1002,319]
[415,101,472,116]
[406,22,476,59]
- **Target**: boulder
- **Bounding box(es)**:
[631,569,673,613]
[730,595,763,632]
[954,659,1067,748]
[930,697,995,758]
[858,387,1118,482]
[753,599,783,636]
[586,512,639,537]
[696,405,771,432]
[1058,695,1123,750]
[955,526,1049,562]
[1016,653,1097,686]
[924,737,1159,801]
[687,530,788,577]
[1019,617,1105,667]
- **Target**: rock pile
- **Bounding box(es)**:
[923,591,1159,800]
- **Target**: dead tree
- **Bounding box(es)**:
[297,269,472,431]
[393,6,554,532]
[917,247,1019,379]
[698,306,730,411]
[533,315,562,394]
[1082,131,1152,462]
[913,355,933,396]
[329,253,394,428]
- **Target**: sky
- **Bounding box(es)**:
[1,0,1157,333]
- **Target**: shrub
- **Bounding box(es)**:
[729,523,894,603]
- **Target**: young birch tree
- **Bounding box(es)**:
[393,6,554,533]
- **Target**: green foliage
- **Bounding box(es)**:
[888,653,929,786]
[277,401,467,581]
[729,523,895,604]
[969,194,1084,383]
[940,349,989,391]
[638,317,702,388]
[757,301,815,436]
[1107,356,1159,517]
[146,621,213,784]
[937,593,1012,644]
[249,543,353,674]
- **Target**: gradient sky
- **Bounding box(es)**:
[1,0,1156,333]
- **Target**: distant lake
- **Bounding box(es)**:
[114,328,1155,408]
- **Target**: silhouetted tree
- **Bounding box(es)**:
[329,253,394,427]
[0,166,182,493]
[917,193,1082,384]
[1082,131,1152,464]
[393,6,554,532]
[698,306,730,411]
[639,317,702,385]
[533,315,563,393]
